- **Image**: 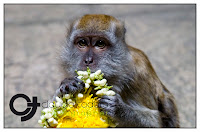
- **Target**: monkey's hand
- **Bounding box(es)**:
[98,94,127,125]
[53,77,85,100]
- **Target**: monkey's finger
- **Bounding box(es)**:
[59,83,69,94]
[99,98,115,106]
[101,95,116,101]
[68,84,79,94]
[99,102,116,111]
[56,88,63,97]
[99,105,115,118]
[70,79,85,92]
[74,76,85,85]
[72,79,85,88]
[104,111,115,119]
[98,103,109,109]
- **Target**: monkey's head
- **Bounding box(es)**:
[61,14,132,85]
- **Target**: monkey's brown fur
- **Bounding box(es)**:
[56,14,180,127]
[128,46,179,127]
[77,14,117,31]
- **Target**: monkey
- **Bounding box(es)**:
[53,14,179,127]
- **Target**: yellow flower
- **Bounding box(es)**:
[39,68,116,128]
[56,94,109,128]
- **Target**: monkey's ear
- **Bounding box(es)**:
[114,16,126,37]
[65,16,83,39]
[65,19,76,38]
[124,27,127,34]
[114,20,126,40]
[120,20,126,35]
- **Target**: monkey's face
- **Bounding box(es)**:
[74,35,109,69]
[61,32,129,82]
[63,33,116,76]
[61,14,130,82]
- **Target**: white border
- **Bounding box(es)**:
[1,1,199,132]
[0,0,198,4]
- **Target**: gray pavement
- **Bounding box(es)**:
[4,5,196,128]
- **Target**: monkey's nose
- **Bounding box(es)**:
[85,57,93,65]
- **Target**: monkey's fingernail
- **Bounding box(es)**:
[60,88,63,93]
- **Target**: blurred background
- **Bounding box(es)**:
[4,4,195,128]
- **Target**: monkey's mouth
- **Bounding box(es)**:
[79,64,98,72]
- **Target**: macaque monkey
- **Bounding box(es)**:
[53,14,179,127]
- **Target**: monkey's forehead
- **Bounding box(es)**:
[74,14,118,31]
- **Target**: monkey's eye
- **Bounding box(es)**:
[77,39,87,48]
[95,40,106,49]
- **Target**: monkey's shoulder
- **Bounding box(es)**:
[127,45,151,66]
[127,45,161,86]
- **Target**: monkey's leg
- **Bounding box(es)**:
[158,89,180,127]
[120,105,162,127]
[99,95,162,127]
[52,77,85,101]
